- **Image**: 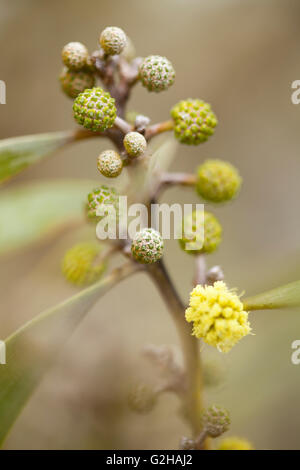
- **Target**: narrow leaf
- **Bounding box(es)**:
[0,179,96,256]
[0,131,76,183]
[0,263,137,446]
[243,280,300,311]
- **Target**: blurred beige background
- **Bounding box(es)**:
[1,0,300,449]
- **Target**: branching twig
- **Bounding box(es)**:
[145,120,174,141]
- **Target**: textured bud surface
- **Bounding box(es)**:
[97,150,123,178]
[62,42,88,71]
[62,242,105,286]
[171,99,217,145]
[128,383,157,414]
[139,55,175,92]
[202,404,230,438]
[179,210,222,255]
[59,67,95,99]
[100,26,127,55]
[196,160,242,203]
[218,437,254,450]
[131,228,164,264]
[73,87,117,131]
[185,281,251,353]
[86,185,119,221]
[123,132,147,157]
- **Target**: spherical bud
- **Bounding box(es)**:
[202,404,230,438]
[128,383,157,414]
[99,26,127,55]
[131,228,164,264]
[218,437,254,450]
[86,185,119,222]
[171,99,217,145]
[73,87,117,132]
[97,150,123,178]
[179,210,222,255]
[196,160,242,203]
[123,132,147,158]
[61,242,105,286]
[59,67,95,99]
[139,55,175,92]
[185,281,251,352]
[61,42,89,71]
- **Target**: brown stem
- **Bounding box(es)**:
[194,254,207,286]
[147,260,205,437]
[145,120,174,141]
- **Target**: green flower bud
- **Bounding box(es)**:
[202,404,230,438]
[59,67,95,99]
[73,87,117,132]
[86,185,119,222]
[99,26,127,55]
[131,228,164,264]
[139,55,175,92]
[61,42,88,71]
[196,160,242,203]
[171,99,217,145]
[97,150,123,178]
[123,131,147,157]
[61,242,105,286]
[128,383,157,414]
[179,210,222,255]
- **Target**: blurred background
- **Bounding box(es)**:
[1,0,300,450]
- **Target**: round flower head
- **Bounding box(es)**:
[202,404,230,438]
[139,55,175,92]
[97,150,123,178]
[128,383,157,414]
[59,67,95,99]
[73,87,117,132]
[61,242,105,286]
[123,132,147,158]
[171,99,217,145]
[218,437,254,451]
[196,160,242,203]
[99,26,127,55]
[86,185,119,222]
[62,42,88,71]
[131,228,164,264]
[185,281,251,353]
[179,210,222,255]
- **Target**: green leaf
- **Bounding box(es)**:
[0,131,76,183]
[243,279,300,311]
[0,179,96,256]
[0,263,137,447]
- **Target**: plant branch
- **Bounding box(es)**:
[145,120,174,141]
[147,260,206,441]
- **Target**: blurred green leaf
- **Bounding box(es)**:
[0,131,76,183]
[243,280,300,311]
[127,138,178,204]
[0,263,137,447]
[0,179,96,256]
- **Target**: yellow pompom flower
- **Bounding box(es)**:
[218,437,254,450]
[185,281,251,353]
[62,242,105,286]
